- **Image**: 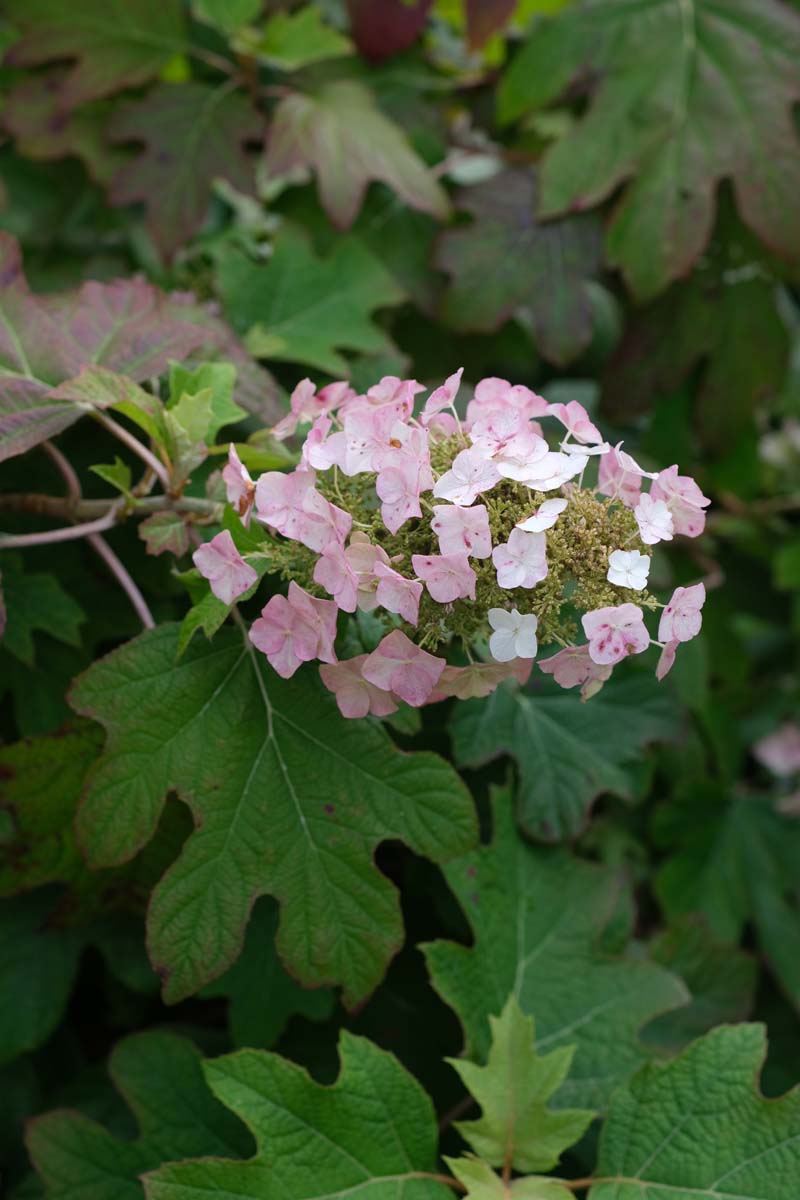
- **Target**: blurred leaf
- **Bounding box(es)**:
[4,0,185,109]
[594,1024,800,1197]
[202,897,335,1048]
[465,0,516,48]
[69,623,476,1006]
[0,553,85,667]
[250,6,353,69]
[144,1033,450,1200]
[0,889,83,1065]
[265,80,450,228]
[193,0,261,34]
[347,0,433,63]
[448,995,594,1173]
[436,168,602,365]
[449,676,679,842]
[655,786,800,1010]
[424,789,687,1110]
[499,0,800,298]
[109,84,263,258]
[642,917,757,1053]
[774,540,800,590]
[218,228,406,374]
[27,1032,254,1199]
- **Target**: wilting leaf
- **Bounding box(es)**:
[449,676,678,842]
[424,789,687,1110]
[144,1033,451,1200]
[27,1031,254,1199]
[436,168,602,365]
[4,0,185,109]
[138,512,189,558]
[218,228,406,375]
[70,623,476,1006]
[265,79,450,228]
[109,83,263,257]
[499,0,800,298]
[592,1024,800,1198]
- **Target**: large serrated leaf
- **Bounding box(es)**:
[424,790,688,1110]
[69,624,476,1007]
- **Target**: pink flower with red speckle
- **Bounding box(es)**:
[192,530,257,605]
[362,631,445,707]
[582,604,650,666]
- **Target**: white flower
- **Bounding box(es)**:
[607,548,650,590]
[634,493,674,545]
[488,608,538,661]
[492,528,548,589]
[498,448,587,490]
[433,447,501,506]
[516,497,568,532]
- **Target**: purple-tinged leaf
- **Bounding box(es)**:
[138,512,190,558]
[346,0,433,63]
[109,83,264,258]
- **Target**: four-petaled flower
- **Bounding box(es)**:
[362,630,445,707]
[488,608,539,661]
[431,504,492,558]
[192,530,257,605]
[433,447,501,506]
[319,656,398,719]
[492,529,548,589]
[538,644,613,700]
[651,465,710,538]
[635,493,674,545]
[547,400,603,445]
[607,549,651,590]
[658,582,705,642]
[249,582,337,678]
[582,604,650,665]
[412,552,477,603]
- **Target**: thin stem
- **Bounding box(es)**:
[87,534,155,629]
[42,441,81,503]
[0,503,124,548]
[92,410,171,489]
[438,1092,476,1134]
[0,493,218,520]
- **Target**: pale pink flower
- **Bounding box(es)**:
[425,411,459,438]
[192,530,257,605]
[314,543,359,613]
[422,367,463,420]
[582,603,650,665]
[325,404,399,476]
[469,407,529,456]
[301,414,334,470]
[272,378,316,440]
[365,375,424,419]
[345,533,391,611]
[753,723,800,777]
[650,465,710,538]
[373,561,423,625]
[434,659,533,700]
[516,497,568,532]
[597,443,657,508]
[433,447,501,506]
[656,640,679,681]
[488,608,538,661]
[375,422,433,489]
[286,581,338,663]
[492,529,548,589]
[362,630,445,707]
[256,470,351,553]
[635,493,674,544]
[466,377,548,426]
[431,504,492,558]
[538,645,613,700]
[222,444,255,526]
[412,552,476,603]
[376,460,423,534]
[547,400,603,445]
[607,549,651,590]
[658,582,705,643]
[319,656,398,719]
[249,593,319,678]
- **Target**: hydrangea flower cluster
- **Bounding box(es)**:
[194,372,711,717]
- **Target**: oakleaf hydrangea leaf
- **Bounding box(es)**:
[144,1032,452,1200]
[27,1031,254,1199]
[590,1023,800,1198]
[448,995,594,1173]
[109,84,263,257]
[445,1157,572,1200]
[265,79,450,228]
[218,228,407,375]
[4,0,185,109]
[69,624,476,1006]
[498,0,800,299]
[436,168,602,366]
[423,789,687,1110]
[449,676,678,842]
[0,553,85,666]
